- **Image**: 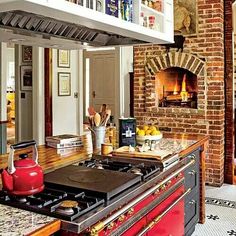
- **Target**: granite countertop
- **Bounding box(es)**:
[0,204,58,236]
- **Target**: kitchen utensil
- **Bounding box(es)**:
[1,140,44,196]
[103,109,111,126]
[88,106,96,116]
[94,113,101,127]
[100,104,107,120]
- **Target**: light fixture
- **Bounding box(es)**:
[9,38,25,42]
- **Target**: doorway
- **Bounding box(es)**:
[6,45,15,151]
[83,48,120,124]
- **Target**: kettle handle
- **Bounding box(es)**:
[8,140,38,174]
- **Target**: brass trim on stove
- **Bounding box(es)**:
[136,188,191,236]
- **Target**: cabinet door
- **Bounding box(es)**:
[146,185,185,236]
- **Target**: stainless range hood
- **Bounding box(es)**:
[0,0,173,49]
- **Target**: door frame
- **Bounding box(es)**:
[83,48,120,124]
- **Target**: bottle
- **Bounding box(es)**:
[108,116,117,148]
[140,11,144,26]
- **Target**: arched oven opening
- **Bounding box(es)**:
[156,67,198,109]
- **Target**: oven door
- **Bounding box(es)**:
[127,184,188,236]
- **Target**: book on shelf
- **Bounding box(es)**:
[46,134,82,144]
[46,140,83,149]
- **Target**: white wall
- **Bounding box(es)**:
[52,49,80,135]
[15,45,33,142]
[0,43,7,121]
[119,46,133,117]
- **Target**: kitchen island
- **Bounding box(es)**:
[0,134,208,235]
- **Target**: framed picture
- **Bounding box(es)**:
[57,50,70,68]
[174,0,198,36]
[20,65,32,91]
[22,45,32,63]
[58,72,71,96]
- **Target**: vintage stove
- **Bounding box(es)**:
[0,155,193,235]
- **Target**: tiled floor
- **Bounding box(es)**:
[192,184,236,236]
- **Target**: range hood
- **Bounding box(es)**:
[0,0,173,49]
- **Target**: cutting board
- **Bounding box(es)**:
[112,146,173,161]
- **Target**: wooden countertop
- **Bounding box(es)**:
[0,146,89,173]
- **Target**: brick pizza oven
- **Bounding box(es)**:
[133,0,228,186]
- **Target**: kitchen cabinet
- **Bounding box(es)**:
[183,149,200,236]
[0,0,173,49]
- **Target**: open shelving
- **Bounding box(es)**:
[0,0,173,48]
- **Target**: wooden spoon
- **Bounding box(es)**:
[88,106,96,116]
[94,113,101,127]
[103,109,111,126]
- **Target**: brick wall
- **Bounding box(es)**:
[134,0,225,186]
[224,0,234,183]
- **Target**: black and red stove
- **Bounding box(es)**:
[0,157,162,223]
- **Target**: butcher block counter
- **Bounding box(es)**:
[0,146,88,174]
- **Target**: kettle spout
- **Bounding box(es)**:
[1,169,13,191]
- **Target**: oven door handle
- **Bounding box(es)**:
[136,188,191,236]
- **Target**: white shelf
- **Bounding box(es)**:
[0,0,174,48]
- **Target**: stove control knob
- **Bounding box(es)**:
[118,214,125,223]
[154,188,160,195]
[188,170,196,176]
[161,184,166,190]
[176,173,182,179]
[107,222,115,230]
[127,208,134,216]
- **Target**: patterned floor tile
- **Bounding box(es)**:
[192,204,236,236]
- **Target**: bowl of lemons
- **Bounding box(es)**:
[136,125,162,145]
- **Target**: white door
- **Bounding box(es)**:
[84,49,119,124]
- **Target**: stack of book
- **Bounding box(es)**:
[46,134,83,149]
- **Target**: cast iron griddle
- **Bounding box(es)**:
[44,165,142,200]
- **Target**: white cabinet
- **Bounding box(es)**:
[0,0,173,48]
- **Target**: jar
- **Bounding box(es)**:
[148,15,155,30]
[101,143,113,155]
[143,16,149,28]
[140,11,144,26]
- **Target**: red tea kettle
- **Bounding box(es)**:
[1,140,44,196]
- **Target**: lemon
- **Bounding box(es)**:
[138,130,145,136]
[145,129,152,135]
[149,126,157,131]
[143,125,149,131]
[151,130,161,136]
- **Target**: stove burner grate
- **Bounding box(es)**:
[81,159,161,180]
[0,187,104,221]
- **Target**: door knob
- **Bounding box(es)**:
[92,91,96,98]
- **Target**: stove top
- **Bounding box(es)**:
[0,157,162,222]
